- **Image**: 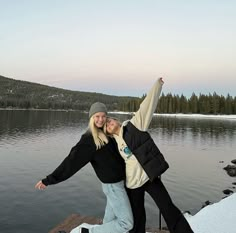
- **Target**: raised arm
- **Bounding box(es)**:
[130,77,164,131]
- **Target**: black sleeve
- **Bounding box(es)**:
[42,138,95,186]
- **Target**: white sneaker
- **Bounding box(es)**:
[70,223,94,233]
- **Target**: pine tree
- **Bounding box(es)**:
[189,92,198,113]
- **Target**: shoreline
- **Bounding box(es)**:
[110,111,236,120]
[1,108,236,120]
[153,113,236,120]
[0,108,80,112]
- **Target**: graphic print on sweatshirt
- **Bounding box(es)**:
[119,143,132,159]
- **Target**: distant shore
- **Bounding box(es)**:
[1,108,236,120]
[0,107,80,112]
[153,113,236,120]
[110,111,236,120]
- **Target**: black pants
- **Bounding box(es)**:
[126,178,194,233]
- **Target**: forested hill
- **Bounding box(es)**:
[0,75,236,114]
[0,75,140,111]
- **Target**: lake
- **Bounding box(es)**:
[0,110,235,233]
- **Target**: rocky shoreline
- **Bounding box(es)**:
[185,159,236,214]
[222,159,236,196]
[223,159,236,177]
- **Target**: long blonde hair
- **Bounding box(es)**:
[89,117,108,150]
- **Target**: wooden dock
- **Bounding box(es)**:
[49,214,169,233]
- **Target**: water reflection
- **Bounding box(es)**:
[0,110,88,144]
[1,111,235,142]
[0,110,87,131]
[149,116,236,144]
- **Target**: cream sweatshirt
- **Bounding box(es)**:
[114,78,163,188]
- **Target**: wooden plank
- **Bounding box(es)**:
[49,214,169,233]
[48,214,102,233]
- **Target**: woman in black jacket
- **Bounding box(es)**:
[35,102,133,233]
[105,78,193,233]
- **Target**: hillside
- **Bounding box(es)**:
[0,75,140,111]
[1,75,235,114]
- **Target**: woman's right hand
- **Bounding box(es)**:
[159,77,164,84]
[35,180,47,190]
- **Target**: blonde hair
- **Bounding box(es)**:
[89,117,108,150]
[103,117,121,137]
[103,123,113,137]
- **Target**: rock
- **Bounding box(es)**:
[232,182,236,185]
[219,161,224,163]
[223,189,233,195]
[205,200,211,205]
[223,165,236,177]
[231,159,236,164]
[201,200,212,209]
[183,210,191,215]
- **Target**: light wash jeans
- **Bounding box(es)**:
[90,180,133,233]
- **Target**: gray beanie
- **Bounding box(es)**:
[89,102,107,118]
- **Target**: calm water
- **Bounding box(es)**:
[0,110,236,233]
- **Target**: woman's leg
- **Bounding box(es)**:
[103,198,115,224]
[90,181,133,233]
[126,186,146,233]
[144,178,193,233]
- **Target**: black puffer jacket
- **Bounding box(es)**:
[123,122,169,181]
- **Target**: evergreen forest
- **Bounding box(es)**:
[0,75,235,114]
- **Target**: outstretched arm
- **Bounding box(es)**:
[35,140,94,189]
[130,77,164,131]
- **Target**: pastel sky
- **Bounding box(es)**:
[1,0,236,97]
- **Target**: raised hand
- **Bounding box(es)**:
[159,77,164,84]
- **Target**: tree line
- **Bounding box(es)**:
[120,92,236,114]
[1,91,236,115]
[1,75,235,114]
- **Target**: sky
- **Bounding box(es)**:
[1,0,236,97]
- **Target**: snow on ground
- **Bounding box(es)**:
[109,112,236,120]
[154,113,236,120]
[185,193,236,233]
[70,194,236,233]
